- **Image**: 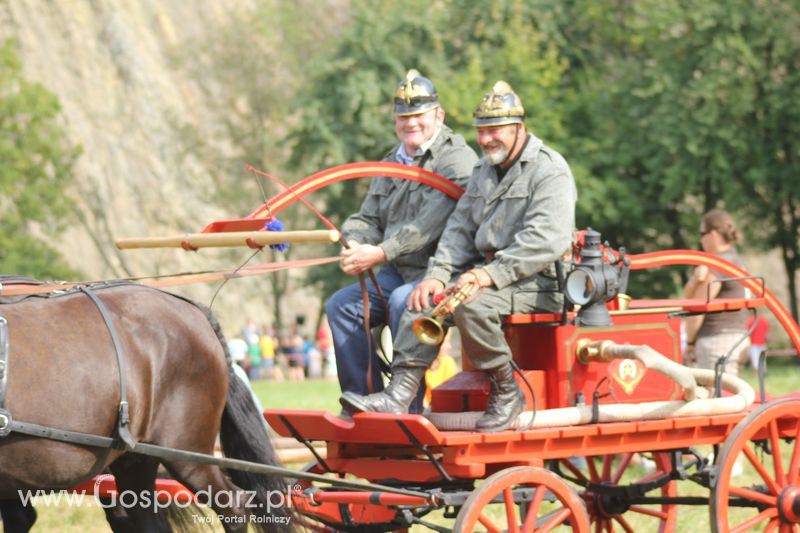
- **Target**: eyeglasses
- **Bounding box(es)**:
[700,229,712,237]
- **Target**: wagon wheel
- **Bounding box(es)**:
[554,453,677,532]
[710,398,800,533]
[453,466,590,532]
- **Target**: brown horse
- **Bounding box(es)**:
[0,282,292,532]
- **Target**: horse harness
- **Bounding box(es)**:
[0,279,134,449]
[0,278,437,502]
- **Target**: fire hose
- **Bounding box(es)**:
[425,341,755,431]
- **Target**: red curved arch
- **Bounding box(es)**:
[246,162,464,219]
[629,250,800,356]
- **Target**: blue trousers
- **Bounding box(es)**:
[325,266,425,412]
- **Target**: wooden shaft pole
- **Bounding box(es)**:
[115,229,340,250]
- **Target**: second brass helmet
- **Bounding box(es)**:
[473,81,525,127]
[393,69,440,116]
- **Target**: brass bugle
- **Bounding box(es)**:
[413,315,446,346]
[413,281,476,346]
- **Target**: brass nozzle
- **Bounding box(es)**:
[575,339,617,363]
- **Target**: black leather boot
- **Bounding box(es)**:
[475,362,525,432]
[340,367,426,415]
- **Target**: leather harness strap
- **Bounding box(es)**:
[0,317,8,411]
[358,273,375,394]
[360,268,390,394]
[0,316,9,436]
[79,286,136,450]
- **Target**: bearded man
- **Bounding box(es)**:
[341,81,576,432]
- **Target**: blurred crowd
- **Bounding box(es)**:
[225,314,461,410]
[226,316,336,383]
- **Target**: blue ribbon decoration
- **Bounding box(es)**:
[264,218,289,252]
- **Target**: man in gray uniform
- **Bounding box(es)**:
[326,69,477,412]
[341,81,577,432]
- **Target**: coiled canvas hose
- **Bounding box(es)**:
[426,342,755,431]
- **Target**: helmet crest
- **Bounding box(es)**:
[393,69,440,116]
[473,81,525,127]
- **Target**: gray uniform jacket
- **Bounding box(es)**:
[341,125,478,283]
[427,133,577,290]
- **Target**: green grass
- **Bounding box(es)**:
[252,377,342,413]
[24,360,800,531]
[28,498,110,533]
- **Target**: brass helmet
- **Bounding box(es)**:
[393,69,440,116]
[473,81,525,126]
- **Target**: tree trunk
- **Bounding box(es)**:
[777,198,799,322]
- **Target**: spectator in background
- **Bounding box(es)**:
[683,209,750,376]
[240,318,260,343]
[280,324,305,382]
[259,326,277,380]
[747,314,770,370]
[227,337,249,374]
[305,339,323,379]
[246,333,262,380]
[317,317,336,379]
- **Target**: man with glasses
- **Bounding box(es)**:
[326,69,477,414]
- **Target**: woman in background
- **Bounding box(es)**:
[683,209,750,375]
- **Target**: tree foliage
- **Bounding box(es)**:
[173,1,351,332]
[275,0,799,316]
[551,0,800,315]
[0,40,80,279]
[287,0,568,300]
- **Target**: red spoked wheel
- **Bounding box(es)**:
[710,398,800,533]
[555,453,677,533]
[454,466,590,532]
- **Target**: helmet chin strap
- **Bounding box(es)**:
[499,124,522,168]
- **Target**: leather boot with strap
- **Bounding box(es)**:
[475,362,525,433]
[340,366,426,415]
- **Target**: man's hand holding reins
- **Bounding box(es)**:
[340,240,386,276]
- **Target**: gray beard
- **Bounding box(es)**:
[483,145,509,165]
